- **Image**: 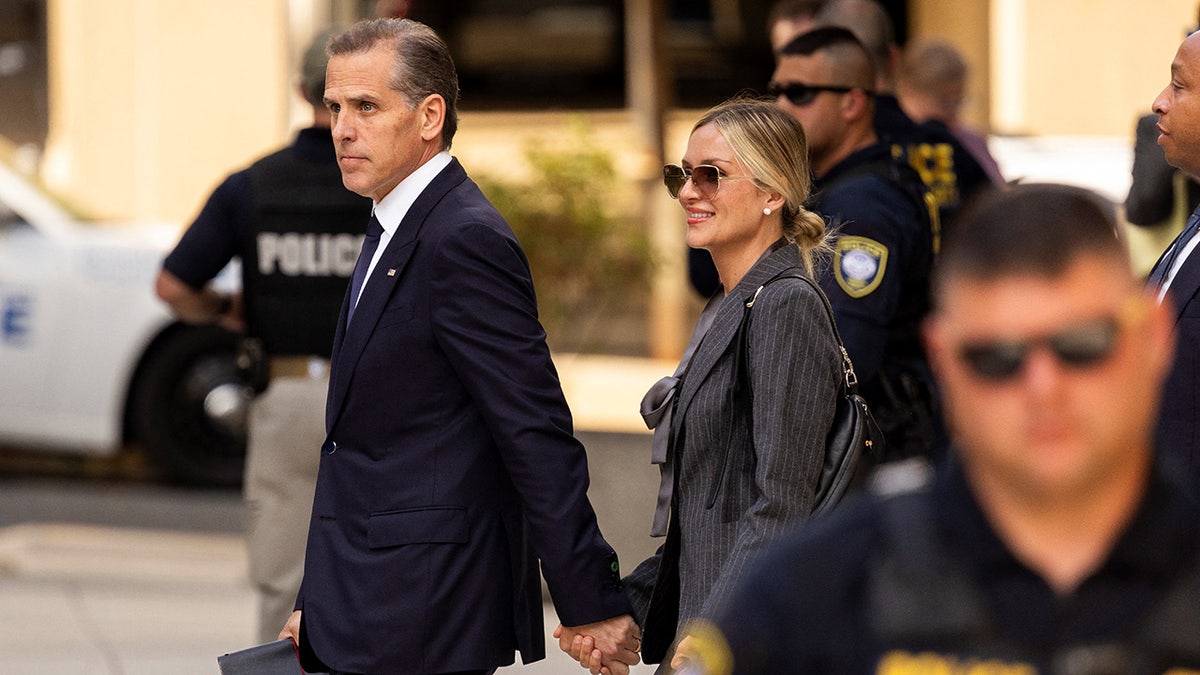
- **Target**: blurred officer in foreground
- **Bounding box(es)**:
[155,31,372,641]
[774,26,941,461]
[683,184,1200,674]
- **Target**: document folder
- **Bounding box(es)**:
[217,639,304,674]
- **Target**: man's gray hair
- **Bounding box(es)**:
[328,18,459,149]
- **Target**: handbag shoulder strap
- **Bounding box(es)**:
[740,268,858,395]
[706,268,856,509]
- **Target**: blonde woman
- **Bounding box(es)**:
[563,98,845,674]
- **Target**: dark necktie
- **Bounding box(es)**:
[639,290,723,537]
[1149,210,1200,291]
[348,215,384,321]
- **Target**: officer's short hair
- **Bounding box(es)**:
[328,18,459,150]
[300,28,338,106]
[899,38,967,115]
[781,25,862,57]
[779,27,876,91]
[932,183,1126,303]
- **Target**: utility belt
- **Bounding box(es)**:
[236,338,329,394]
[268,355,330,379]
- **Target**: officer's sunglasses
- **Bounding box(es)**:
[767,81,865,106]
[663,164,755,200]
[955,302,1145,381]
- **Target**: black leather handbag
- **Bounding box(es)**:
[730,268,885,518]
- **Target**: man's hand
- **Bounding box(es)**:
[278,610,301,645]
[554,614,641,674]
[154,270,245,332]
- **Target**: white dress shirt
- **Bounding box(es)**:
[1158,213,1200,302]
[352,151,454,310]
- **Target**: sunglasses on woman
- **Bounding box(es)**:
[957,315,1127,382]
[766,81,864,106]
[663,164,755,200]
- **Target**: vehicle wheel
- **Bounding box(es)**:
[130,324,249,487]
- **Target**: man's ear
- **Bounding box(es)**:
[417,93,446,143]
[842,88,871,123]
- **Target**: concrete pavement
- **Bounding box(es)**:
[0,523,658,674]
[0,354,674,674]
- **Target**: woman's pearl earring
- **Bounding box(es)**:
[763,207,772,216]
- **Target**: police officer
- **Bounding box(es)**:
[773,26,940,460]
[690,0,990,301]
[154,31,372,642]
[678,184,1200,675]
[815,0,992,233]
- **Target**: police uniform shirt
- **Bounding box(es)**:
[706,461,1200,674]
[1156,211,1200,302]
[811,142,932,383]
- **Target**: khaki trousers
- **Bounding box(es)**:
[245,367,327,643]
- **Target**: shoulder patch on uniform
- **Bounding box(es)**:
[834,235,889,298]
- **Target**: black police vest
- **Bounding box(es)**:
[868,488,1200,675]
[243,147,372,357]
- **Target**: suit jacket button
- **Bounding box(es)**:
[323,441,337,455]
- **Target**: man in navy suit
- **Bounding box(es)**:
[1148,29,1200,487]
[277,18,640,675]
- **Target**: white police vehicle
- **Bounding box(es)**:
[0,160,247,486]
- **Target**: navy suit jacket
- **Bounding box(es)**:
[1153,207,1200,487]
[296,158,630,674]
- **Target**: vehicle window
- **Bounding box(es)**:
[360,0,776,110]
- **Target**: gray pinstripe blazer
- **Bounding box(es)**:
[624,242,843,663]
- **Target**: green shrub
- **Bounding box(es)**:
[476,123,655,355]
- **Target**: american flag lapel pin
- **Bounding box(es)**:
[387,269,397,276]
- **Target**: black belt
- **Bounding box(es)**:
[268,356,329,379]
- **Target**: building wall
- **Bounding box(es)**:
[34,0,1200,225]
[42,0,291,223]
[909,0,1198,136]
[907,0,991,131]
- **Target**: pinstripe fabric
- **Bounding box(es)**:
[623,243,843,659]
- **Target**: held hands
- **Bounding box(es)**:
[554,614,641,675]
